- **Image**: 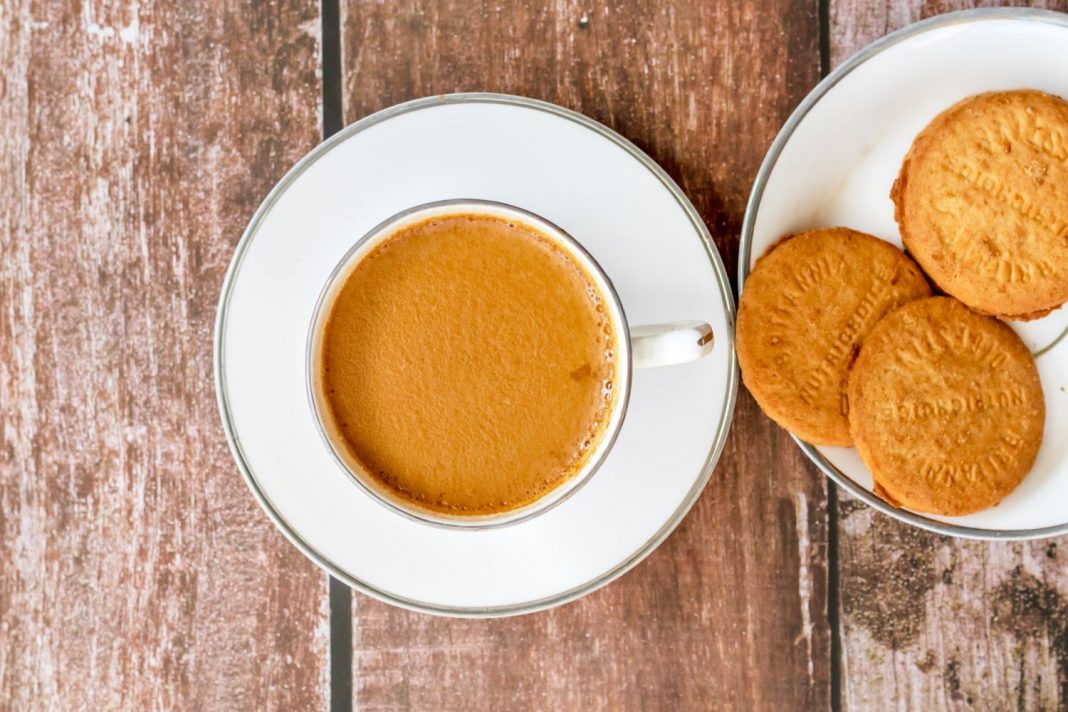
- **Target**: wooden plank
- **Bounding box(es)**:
[0,0,329,708]
[830,0,1068,68]
[838,502,1068,711]
[340,1,829,709]
[829,2,1068,710]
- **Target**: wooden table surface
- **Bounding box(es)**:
[2,1,1066,709]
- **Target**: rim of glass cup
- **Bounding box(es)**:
[305,198,635,530]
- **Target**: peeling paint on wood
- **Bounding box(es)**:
[341,1,830,709]
[0,0,329,708]
[831,5,1068,708]
[838,501,1068,711]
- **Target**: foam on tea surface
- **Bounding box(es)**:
[319,213,618,516]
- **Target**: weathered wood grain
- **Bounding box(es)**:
[340,1,829,709]
[838,501,1068,711]
[830,0,1067,67]
[829,3,1068,710]
[0,0,329,708]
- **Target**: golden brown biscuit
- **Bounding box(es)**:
[892,90,1068,320]
[737,228,931,446]
[848,297,1044,516]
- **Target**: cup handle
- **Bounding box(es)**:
[630,321,714,369]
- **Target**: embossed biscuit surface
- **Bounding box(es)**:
[737,228,931,446]
[892,90,1068,319]
[848,297,1044,516]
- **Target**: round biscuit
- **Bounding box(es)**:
[848,297,1044,516]
[892,90,1068,319]
[737,227,931,446]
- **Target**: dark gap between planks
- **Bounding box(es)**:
[817,1,844,709]
[321,0,350,709]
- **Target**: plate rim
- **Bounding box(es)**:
[214,92,739,616]
[738,7,1068,541]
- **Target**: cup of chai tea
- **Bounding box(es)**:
[307,200,715,528]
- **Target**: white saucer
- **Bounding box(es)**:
[215,94,737,615]
[741,9,1068,540]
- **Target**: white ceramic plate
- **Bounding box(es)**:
[215,94,737,615]
[740,9,1068,540]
